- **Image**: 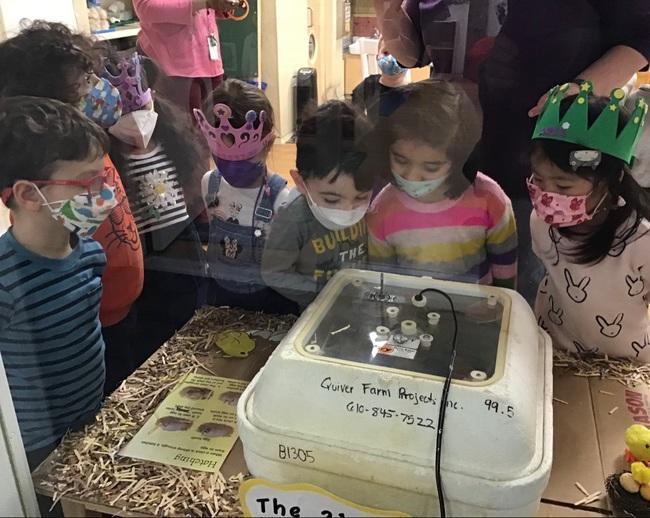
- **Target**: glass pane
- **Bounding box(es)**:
[301,273,505,381]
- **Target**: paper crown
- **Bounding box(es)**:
[193,104,275,161]
[532,81,648,164]
[103,52,152,114]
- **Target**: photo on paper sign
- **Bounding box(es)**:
[197,423,234,438]
[219,391,241,406]
[155,416,194,432]
[180,386,214,400]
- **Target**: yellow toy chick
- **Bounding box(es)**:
[214,330,256,358]
[620,424,650,500]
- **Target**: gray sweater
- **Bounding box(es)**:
[261,195,367,308]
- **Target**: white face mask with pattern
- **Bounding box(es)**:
[36,184,117,237]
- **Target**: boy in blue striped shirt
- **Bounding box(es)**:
[0,97,117,469]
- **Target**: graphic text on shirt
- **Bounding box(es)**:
[311,221,367,255]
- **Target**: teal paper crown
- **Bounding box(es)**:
[532,81,648,164]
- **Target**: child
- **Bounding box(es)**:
[367,81,518,288]
[529,81,650,361]
[194,79,294,313]
[0,97,113,468]
[105,52,207,363]
[351,37,411,125]
[261,100,375,309]
[0,21,144,395]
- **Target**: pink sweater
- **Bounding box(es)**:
[133,0,225,78]
[368,173,518,287]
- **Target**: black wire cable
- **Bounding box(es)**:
[414,288,458,518]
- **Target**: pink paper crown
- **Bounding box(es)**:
[103,53,152,114]
[193,104,275,161]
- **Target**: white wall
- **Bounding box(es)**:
[0,0,80,40]
[261,0,310,141]
[320,0,344,101]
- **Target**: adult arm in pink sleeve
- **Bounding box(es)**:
[133,0,198,26]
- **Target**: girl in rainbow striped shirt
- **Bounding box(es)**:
[367,81,518,288]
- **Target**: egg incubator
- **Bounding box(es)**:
[237,270,553,516]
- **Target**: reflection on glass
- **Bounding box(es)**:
[302,276,504,381]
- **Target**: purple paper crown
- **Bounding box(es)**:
[103,53,152,114]
[193,104,275,161]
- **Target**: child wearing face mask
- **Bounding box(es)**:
[529,82,650,361]
[194,79,294,313]
[367,81,518,287]
[0,97,114,469]
[261,101,375,309]
[105,52,208,364]
[0,21,145,397]
[351,37,411,126]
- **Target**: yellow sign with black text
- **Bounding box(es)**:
[240,479,410,517]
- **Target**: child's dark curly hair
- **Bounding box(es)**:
[0,96,109,207]
[0,20,104,104]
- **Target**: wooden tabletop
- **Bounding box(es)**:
[32,308,623,517]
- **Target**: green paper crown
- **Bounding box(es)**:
[532,81,648,164]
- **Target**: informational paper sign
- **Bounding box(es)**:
[121,373,247,472]
[240,479,410,518]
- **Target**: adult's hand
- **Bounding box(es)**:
[528,83,579,118]
[528,46,647,118]
[193,0,240,13]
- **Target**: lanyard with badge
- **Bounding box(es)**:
[208,0,249,61]
[208,32,220,61]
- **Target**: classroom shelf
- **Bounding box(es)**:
[93,22,140,41]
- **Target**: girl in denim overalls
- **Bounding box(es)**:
[194,79,297,313]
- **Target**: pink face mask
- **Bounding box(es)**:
[526,177,606,227]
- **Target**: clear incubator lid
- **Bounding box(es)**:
[298,271,510,383]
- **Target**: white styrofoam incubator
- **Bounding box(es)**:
[237,269,553,517]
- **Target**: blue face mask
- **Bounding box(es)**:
[392,171,449,199]
[216,157,266,188]
[79,77,123,128]
[377,54,407,77]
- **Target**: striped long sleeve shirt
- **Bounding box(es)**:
[0,231,106,452]
[367,173,518,288]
